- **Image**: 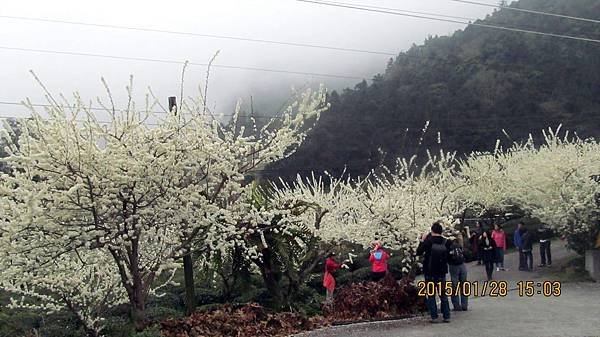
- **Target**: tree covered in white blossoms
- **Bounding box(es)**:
[0,76,328,333]
[459,127,600,253]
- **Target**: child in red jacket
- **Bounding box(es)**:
[369,241,390,281]
[323,252,348,305]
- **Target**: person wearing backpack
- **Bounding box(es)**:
[417,222,453,323]
[368,241,390,281]
[448,234,468,311]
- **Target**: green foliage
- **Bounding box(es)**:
[0,307,82,337]
[131,326,164,337]
[335,266,371,285]
[145,307,183,323]
[270,0,600,179]
[0,309,43,337]
[102,317,135,337]
[231,286,265,305]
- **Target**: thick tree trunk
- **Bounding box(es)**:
[258,248,282,308]
[183,253,196,315]
[130,238,147,332]
[131,294,147,332]
[262,267,281,307]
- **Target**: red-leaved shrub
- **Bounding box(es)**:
[160,303,329,337]
[324,275,425,322]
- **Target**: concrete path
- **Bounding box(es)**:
[300,241,600,337]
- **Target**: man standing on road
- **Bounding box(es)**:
[514,222,526,271]
[417,222,453,323]
[521,227,534,271]
[537,225,553,267]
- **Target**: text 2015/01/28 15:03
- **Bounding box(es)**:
[417,281,561,297]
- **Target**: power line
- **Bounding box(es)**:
[450,0,600,24]
[296,0,600,44]
[0,101,318,120]
[322,0,478,21]
[0,46,365,80]
[0,14,396,56]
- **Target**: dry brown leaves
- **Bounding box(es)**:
[323,275,425,323]
[160,303,329,337]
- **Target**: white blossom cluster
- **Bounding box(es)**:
[0,250,126,336]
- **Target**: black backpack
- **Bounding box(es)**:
[428,238,448,273]
[448,244,465,265]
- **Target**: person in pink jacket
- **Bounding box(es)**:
[491,224,507,271]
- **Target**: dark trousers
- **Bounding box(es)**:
[523,250,533,270]
[518,248,527,270]
[371,271,386,282]
[484,261,494,280]
[540,241,552,265]
[424,275,450,320]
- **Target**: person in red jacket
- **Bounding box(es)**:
[369,241,390,281]
[323,252,348,305]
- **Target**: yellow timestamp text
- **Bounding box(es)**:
[417,281,509,297]
[416,280,562,298]
[517,281,561,297]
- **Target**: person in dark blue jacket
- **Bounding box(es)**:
[514,222,526,271]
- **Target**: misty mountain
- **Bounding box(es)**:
[268,0,600,180]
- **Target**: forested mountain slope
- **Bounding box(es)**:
[269,0,600,179]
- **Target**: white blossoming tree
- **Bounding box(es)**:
[459,127,600,253]
[0,79,328,332]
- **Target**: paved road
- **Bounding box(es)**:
[300,241,600,337]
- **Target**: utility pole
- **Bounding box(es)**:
[168,96,177,115]
[170,95,195,315]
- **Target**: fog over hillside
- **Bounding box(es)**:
[1,0,496,118]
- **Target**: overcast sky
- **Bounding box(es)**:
[0,0,498,119]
